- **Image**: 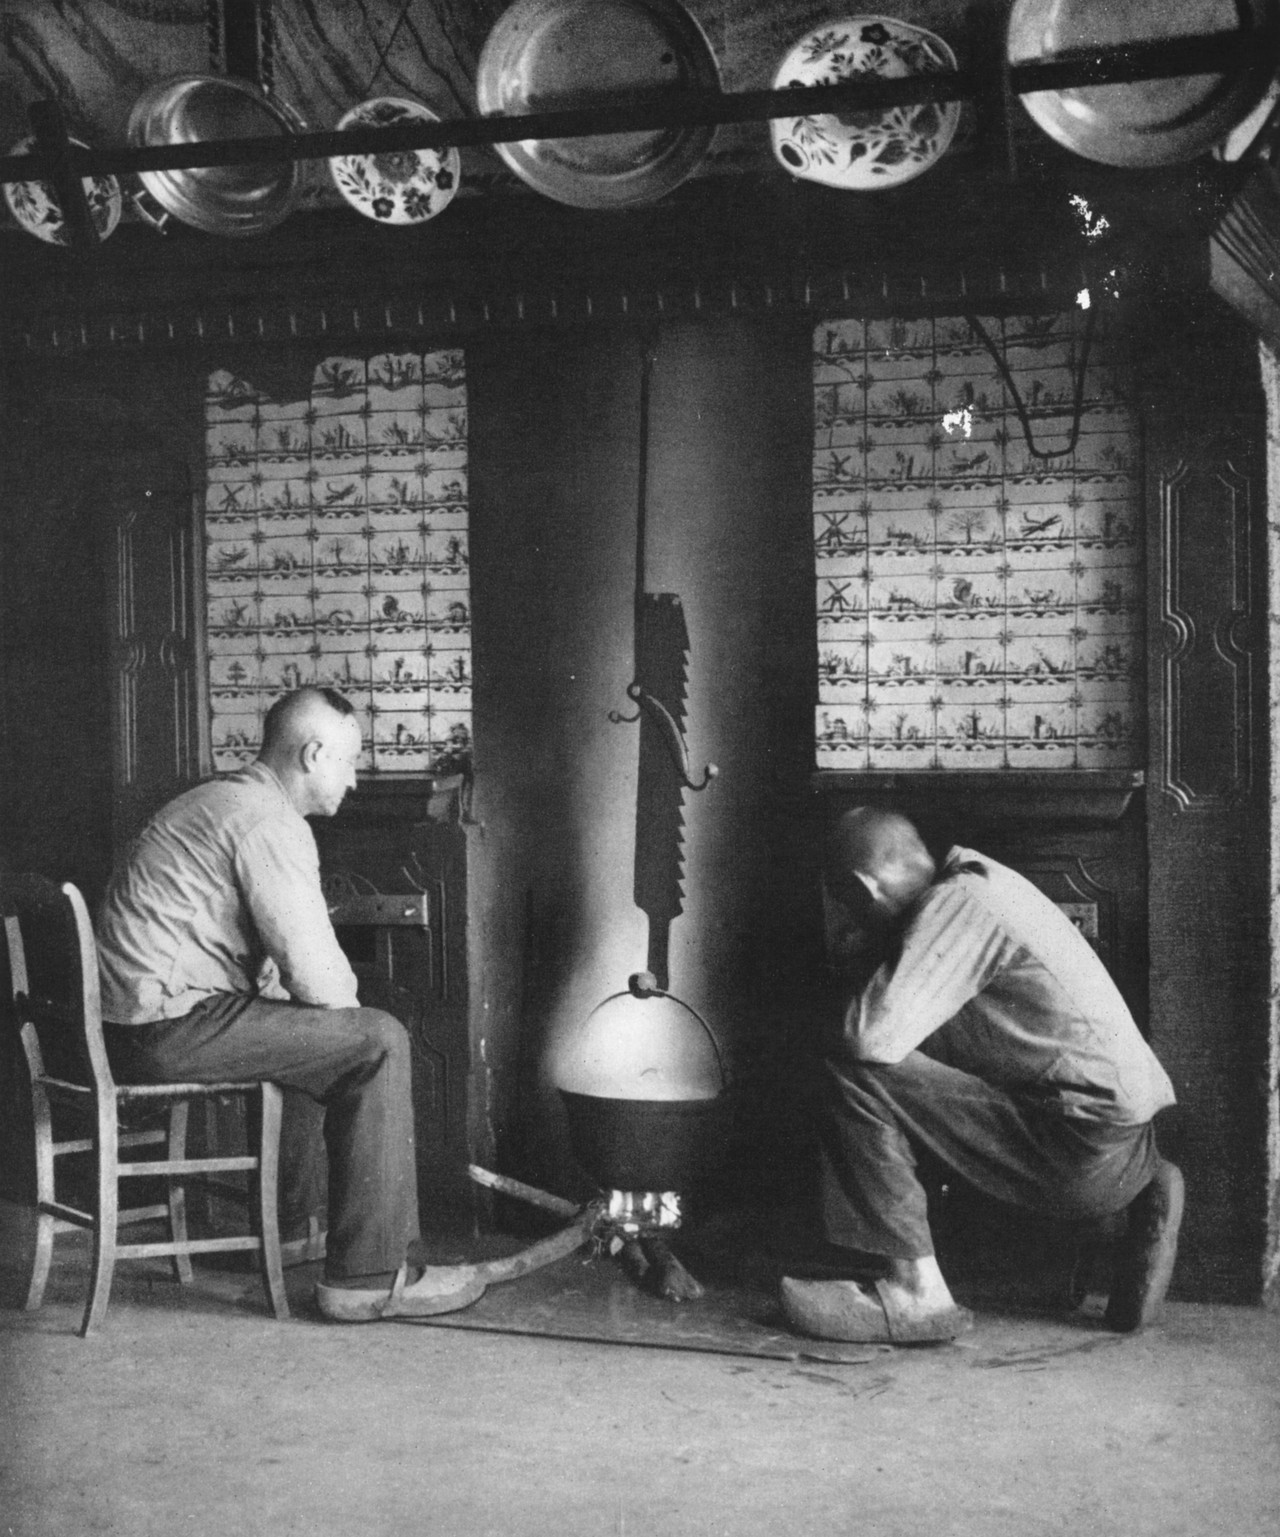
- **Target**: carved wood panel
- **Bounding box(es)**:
[1141,300,1271,1300]
[107,464,208,847]
[1156,455,1254,810]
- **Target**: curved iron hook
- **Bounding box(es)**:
[616,681,718,793]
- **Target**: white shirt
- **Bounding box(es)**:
[845,847,1176,1125]
[96,762,359,1023]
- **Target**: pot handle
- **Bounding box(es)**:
[128,183,171,234]
[627,970,727,1090]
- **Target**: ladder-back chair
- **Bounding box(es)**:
[2,872,289,1335]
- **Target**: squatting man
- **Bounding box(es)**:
[780,806,1184,1345]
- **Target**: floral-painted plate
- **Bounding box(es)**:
[770,15,960,191]
[3,135,122,245]
[328,97,460,226]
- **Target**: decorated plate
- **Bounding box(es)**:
[476,0,720,209]
[328,97,460,226]
[3,135,122,245]
[770,15,961,191]
[1008,0,1278,168]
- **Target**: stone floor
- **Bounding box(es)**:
[2,1200,1279,1537]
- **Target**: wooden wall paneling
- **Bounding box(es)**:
[1156,457,1255,807]
[1142,297,1271,1302]
[0,360,118,1205]
[0,364,114,894]
[106,452,208,849]
[1262,342,1280,1306]
[0,168,1209,364]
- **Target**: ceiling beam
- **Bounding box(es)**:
[0,28,1270,185]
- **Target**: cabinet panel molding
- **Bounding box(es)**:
[1156,454,1255,810]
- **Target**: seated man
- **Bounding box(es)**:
[781,806,1183,1345]
[96,686,480,1322]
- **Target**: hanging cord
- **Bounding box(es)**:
[257,0,275,98]
[206,0,223,73]
[206,1,276,94]
[633,328,658,644]
[963,300,1097,461]
[362,1,415,97]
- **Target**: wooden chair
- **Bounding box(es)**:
[2,873,289,1336]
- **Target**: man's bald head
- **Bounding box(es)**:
[826,806,936,919]
[258,688,361,817]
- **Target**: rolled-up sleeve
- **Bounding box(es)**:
[235,816,360,1009]
[845,882,1010,1062]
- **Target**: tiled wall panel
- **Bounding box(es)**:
[204,350,471,775]
[814,313,1143,770]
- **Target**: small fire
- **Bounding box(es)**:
[605,1190,681,1239]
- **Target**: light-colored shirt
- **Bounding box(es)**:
[97,762,359,1024]
[845,846,1176,1125]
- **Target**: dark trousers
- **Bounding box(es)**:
[821,1051,1160,1260]
[105,995,420,1279]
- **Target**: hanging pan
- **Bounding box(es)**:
[475,0,721,208]
[127,74,307,236]
[1008,0,1280,168]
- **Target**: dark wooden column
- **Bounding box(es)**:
[1140,293,1271,1302]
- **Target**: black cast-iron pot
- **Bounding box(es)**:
[560,1089,728,1192]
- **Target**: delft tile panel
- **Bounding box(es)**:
[204,351,471,777]
[813,314,1143,771]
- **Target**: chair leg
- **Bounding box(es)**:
[80,1096,121,1338]
[165,1101,195,1285]
[251,1083,290,1321]
[23,1062,57,1312]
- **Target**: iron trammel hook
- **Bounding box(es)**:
[611,681,718,793]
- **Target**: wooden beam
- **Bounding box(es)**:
[27,101,98,253]
[0,29,1270,185]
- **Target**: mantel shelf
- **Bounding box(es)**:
[811,769,1144,824]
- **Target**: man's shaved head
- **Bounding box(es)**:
[261,688,354,755]
[258,688,361,817]
[826,806,935,918]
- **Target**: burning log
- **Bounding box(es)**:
[639,1233,704,1302]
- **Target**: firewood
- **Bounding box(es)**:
[640,1232,704,1302]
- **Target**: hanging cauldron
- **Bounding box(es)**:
[127,75,307,236]
[557,972,727,1192]
[555,333,726,1200]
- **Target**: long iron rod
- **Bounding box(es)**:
[0,29,1270,185]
